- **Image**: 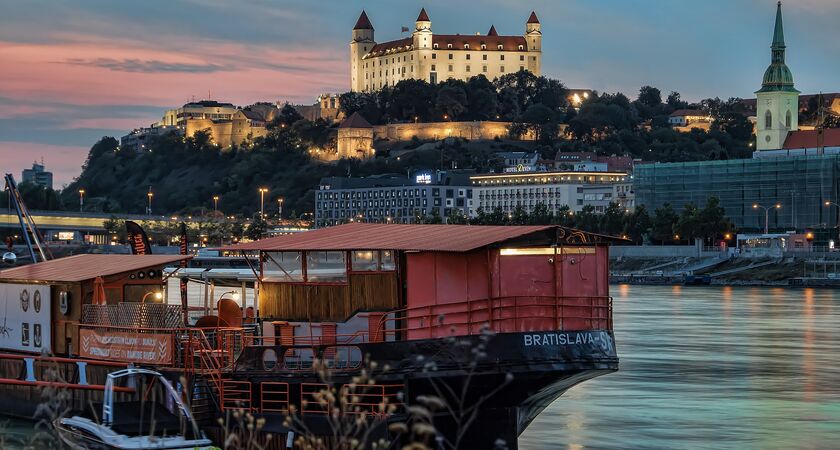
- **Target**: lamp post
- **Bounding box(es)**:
[277,197,284,219]
[753,203,781,234]
[146,187,154,216]
[78,189,85,212]
[258,188,268,218]
[213,195,219,212]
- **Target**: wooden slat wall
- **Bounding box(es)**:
[260,273,399,322]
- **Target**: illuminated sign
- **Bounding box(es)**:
[57,231,75,240]
[415,173,432,184]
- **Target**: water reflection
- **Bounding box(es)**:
[521,285,840,450]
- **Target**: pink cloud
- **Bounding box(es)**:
[0,141,88,188]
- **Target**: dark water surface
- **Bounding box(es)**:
[520,285,840,450]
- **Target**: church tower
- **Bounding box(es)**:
[756,2,800,151]
[350,11,375,92]
[525,11,542,74]
[412,8,434,84]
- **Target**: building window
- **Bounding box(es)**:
[483,54,487,61]
[448,53,453,60]
[482,65,487,72]
[464,44,470,49]
[500,66,505,72]
[518,45,524,50]
[433,44,439,49]
[432,53,437,59]
[466,54,471,60]
[447,44,453,49]
[481,44,487,50]
[431,64,436,71]
[263,252,303,282]
[466,65,470,72]
[306,251,347,283]
[520,55,525,61]
[786,110,792,128]
[448,64,453,71]
[765,110,772,130]
[500,55,505,61]
[497,44,503,50]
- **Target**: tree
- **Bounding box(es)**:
[666,91,689,110]
[529,203,552,225]
[389,79,436,121]
[652,203,678,243]
[245,216,268,240]
[696,196,732,244]
[600,202,626,236]
[637,86,662,108]
[624,205,652,244]
[510,205,529,225]
[675,203,700,242]
[435,86,468,120]
[574,205,599,232]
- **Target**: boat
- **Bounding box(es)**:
[54,368,215,450]
[0,222,621,449]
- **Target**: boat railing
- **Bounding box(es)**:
[0,352,131,392]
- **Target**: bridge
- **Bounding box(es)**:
[0,210,170,243]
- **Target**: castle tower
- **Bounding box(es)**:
[525,11,542,73]
[351,11,375,92]
[756,2,799,151]
[413,8,434,83]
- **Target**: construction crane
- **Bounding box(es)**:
[4,174,50,264]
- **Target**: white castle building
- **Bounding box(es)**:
[350,8,542,92]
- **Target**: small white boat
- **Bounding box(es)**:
[54,368,216,450]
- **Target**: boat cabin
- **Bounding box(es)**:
[0,254,191,355]
[224,223,620,344]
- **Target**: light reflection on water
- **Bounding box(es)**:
[520,285,840,450]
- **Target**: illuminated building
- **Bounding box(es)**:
[351,8,542,92]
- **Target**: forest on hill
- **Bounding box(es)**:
[9,71,765,217]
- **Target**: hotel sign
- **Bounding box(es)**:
[80,329,173,365]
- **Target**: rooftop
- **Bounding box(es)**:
[221,223,617,253]
[0,254,192,283]
[782,128,840,149]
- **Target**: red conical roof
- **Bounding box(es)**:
[339,112,373,129]
[417,8,430,22]
[487,25,498,36]
[527,11,540,24]
[354,11,374,30]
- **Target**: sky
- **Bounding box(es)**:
[1,0,838,187]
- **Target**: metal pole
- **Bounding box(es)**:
[765,208,769,234]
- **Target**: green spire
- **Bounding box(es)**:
[758,1,799,93]
[772,1,785,49]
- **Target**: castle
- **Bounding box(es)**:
[350,8,542,92]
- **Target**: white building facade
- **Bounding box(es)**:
[350,9,542,92]
[471,171,634,216]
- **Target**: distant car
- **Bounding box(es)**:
[654,270,664,276]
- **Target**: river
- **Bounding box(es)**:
[520,285,840,450]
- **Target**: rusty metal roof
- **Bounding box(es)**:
[222,223,617,253]
[0,254,192,283]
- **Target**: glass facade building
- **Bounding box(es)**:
[634,155,840,231]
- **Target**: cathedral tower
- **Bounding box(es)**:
[756,2,799,151]
[525,11,542,73]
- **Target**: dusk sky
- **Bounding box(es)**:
[1,0,838,187]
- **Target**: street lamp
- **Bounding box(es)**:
[213,195,219,212]
[78,189,85,212]
[258,188,268,218]
[277,197,284,219]
[147,187,154,216]
[824,201,840,241]
[753,203,781,234]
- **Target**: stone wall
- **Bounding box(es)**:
[371,121,534,141]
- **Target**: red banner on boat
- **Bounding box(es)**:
[79,329,173,365]
[125,220,152,255]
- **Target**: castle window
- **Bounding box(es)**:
[449,53,453,60]
[448,64,453,71]
[464,44,469,49]
[432,53,437,59]
[520,66,524,71]
[481,44,487,50]
[786,110,792,128]
[483,54,487,61]
[466,65,471,72]
[431,64,436,71]
[482,65,488,72]
[447,44,453,49]
[500,55,505,61]
[765,110,772,129]
[434,43,439,49]
[498,44,503,50]
[518,45,524,50]
[466,54,471,60]
[500,66,505,72]
[520,55,525,61]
